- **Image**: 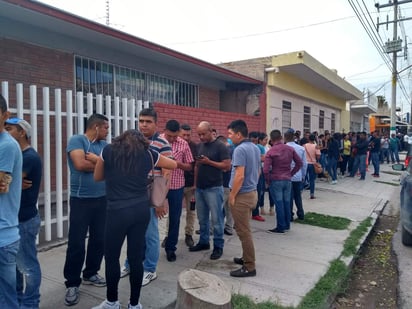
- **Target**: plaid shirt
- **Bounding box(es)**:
[160,135,194,189]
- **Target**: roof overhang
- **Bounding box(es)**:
[270,51,362,101]
[0,0,262,88]
[350,104,378,115]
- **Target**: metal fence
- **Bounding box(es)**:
[1,81,149,243]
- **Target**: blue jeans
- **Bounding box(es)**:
[371,152,380,175]
[390,148,400,163]
[269,180,292,231]
[351,154,366,178]
[380,148,390,163]
[327,157,338,181]
[143,208,159,272]
[165,187,184,252]
[290,181,304,219]
[253,172,265,216]
[16,214,41,309]
[307,164,316,196]
[195,186,224,249]
[0,240,20,309]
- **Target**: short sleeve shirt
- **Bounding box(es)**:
[197,139,230,189]
[0,132,22,247]
[67,134,107,198]
[229,140,260,193]
[148,132,172,176]
[19,147,42,222]
[102,146,159,210]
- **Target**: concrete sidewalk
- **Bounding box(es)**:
[38,161,401,309]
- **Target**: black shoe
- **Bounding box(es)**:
[267,228,285,234]
[185,234,194,247]
[233,257,244,265]
[359,177,365,180]
[224,229,233,236]
[161,236,167,248]
[189,243,210,252]
[230,266,256,277]
[166,250,176,262]
[210,247,223,260]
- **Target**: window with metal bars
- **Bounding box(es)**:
[319,110,324,129]
[75,55,199,107]
[303,106,311,132]
[282,100,292,133]
[331,113,336,133]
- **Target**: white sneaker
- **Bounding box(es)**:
[92,300,121,309]
[128,303,143,309]
[120,266,130,278]
[142,271,157,286]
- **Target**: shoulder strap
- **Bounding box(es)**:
[304,144,315,162]
[148,149,155,176]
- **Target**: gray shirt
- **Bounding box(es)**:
[229,140,260,193]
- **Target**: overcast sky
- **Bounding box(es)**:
[39,0,412,112]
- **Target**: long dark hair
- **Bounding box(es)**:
[109,129,149,174]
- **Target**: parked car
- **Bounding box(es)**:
[393,140,412,245]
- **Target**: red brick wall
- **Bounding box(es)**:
[0,38,74,107]
[0,38,74,193]
[198,87,220,110]
[153,102,263,141]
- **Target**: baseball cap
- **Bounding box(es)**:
[5,117,32,138]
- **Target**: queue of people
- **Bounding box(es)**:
[2,91,406,309]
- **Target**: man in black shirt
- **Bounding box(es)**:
[189,122,231,260]
[349,132,369,180]
[369,130,381,177]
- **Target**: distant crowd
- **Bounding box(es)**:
[1,90,405,309]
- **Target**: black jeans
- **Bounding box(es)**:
[64,196,106,287]
[104,203,150,305]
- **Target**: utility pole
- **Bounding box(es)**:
[391,1,398,136]
[376,0,412,134]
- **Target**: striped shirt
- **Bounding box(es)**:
[148,132,172,176]
[160,135,194,189]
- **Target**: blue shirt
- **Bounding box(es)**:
[229,140,260,193]
[286,142,307,182]
[67,134,107,198]
[0,131,22,247]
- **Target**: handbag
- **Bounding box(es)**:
[305,144,323,174]
[314,162,323,174]
[147,150,169,208]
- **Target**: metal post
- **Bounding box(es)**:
[391,1,398,135]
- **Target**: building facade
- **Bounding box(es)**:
[220,51,363,134]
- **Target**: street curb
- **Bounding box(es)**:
[324,198,388,309]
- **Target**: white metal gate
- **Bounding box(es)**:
[1,81,149,243]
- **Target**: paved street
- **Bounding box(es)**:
[38,161,402,309]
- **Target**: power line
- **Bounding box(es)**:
[168,16,355,45]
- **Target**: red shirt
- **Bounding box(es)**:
[263,141,303,182]
[160,135,194,189]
